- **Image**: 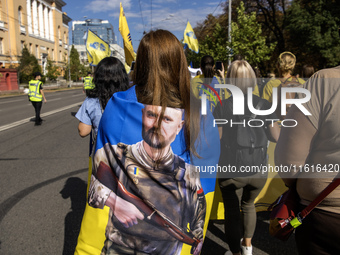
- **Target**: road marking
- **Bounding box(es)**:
[0,102,82,132]
[47,97,62,102]
[72,94,85,97]
[0,99,25,104]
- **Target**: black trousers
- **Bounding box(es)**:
[31,101,43,124]
[295,205,340,255]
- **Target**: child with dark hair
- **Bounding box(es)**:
[76,57,130,147]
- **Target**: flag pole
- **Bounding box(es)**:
[228,0,232,67]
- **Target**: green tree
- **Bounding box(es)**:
[286,0,340,69]
[186,23,229,68]
[45,58,60,81]
[65,45,84,81]
[193,0,292,73]
[199,23,230,64]
[230,2,276,67]
[17,46,42,83]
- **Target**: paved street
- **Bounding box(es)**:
[0,88,298,255]
[0,88,89,255]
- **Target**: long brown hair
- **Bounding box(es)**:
[133,29,200,157]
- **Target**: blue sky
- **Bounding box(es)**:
[63,0,224,50]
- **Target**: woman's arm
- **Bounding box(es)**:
[78,122,92,137]
[266,122,280,143]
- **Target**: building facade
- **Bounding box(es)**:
[0,0,71,74]
[72,19,125,65]
[72,19,115,46]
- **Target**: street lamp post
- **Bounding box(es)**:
[68,42,71,87]
[228,0,232,67]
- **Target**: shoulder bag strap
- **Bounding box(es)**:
[300,177,340,220]
[250,98,265,119]
[290,177,340,229]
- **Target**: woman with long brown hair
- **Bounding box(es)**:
[75,29,220,255]
[133,29,201,158]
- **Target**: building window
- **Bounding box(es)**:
[59,50,61,61]
[0,38,3,54]
[64,31,66,43]
[36,45,39,58]
[29,43,32,53]
[21,41,25,51]
[18,6,23,25]
[52,49,54,60]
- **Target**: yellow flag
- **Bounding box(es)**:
[183,21,199,53]
[86,29,111,66]
[119,2,136,66]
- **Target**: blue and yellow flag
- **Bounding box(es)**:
[183,21,199,53]
[86,29,111,66]
[119,2,135,66]
[74,86,221,255]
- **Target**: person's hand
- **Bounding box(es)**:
[44,98,47,103]
[112,195,144,228]
[192,240,203,255]
[217,63,225,79]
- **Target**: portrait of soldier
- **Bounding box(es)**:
[88,104,206,255]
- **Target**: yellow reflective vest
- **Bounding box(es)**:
[28,80,43,102]
[84,76,95,90]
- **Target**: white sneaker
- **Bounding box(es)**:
[241,245,252,255]
[224,251,233,255]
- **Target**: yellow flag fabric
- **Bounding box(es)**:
[86,30,111,66]
[119,2,135,66]
[183,21,199,53]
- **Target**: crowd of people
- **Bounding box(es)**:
[70,29,339,255]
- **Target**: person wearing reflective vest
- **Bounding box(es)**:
[83,72,95,96]
[28,72,47,126]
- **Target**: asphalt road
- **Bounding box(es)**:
[0,88,298,255]
[0,88,89,255]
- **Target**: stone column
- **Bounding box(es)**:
[26,0,32,34]
[44,6,49,40]
[49,8,54,41]
[32,0,38,35]
[38,2,44,37]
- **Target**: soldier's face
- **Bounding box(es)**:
[142,105,184,149]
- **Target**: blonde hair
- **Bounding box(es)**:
[277,51,296,75]
[226,60,256,94]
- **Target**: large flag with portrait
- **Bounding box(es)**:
[75,86,220,255]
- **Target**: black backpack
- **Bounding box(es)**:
[219,99,268,176]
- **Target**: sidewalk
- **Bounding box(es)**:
[0,81,84,98]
